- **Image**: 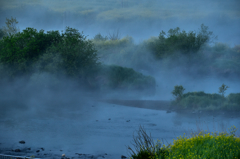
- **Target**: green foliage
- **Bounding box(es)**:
[0,25,99,79]
[92,35,153,72]
[148,24,217,59]
[0,27,62,77]
[92,29,239,79]
[44,27,99,78]
[34,50,63,76]
[98,65,156,95]
[227,93,240,104]
[178,95,224,110]
[171,85,185,101]
[223,93,240,110]
[0,24,155,94]
[0,28,7,39]
[171,89,240,111]
[183,91,223,100]
[218,84,229,97]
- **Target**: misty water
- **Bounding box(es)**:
[0,90,239,158]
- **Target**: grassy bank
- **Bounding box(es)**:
[170,85,240,113]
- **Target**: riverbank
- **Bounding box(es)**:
[102,99,240,118]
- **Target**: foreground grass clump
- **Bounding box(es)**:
[127,125,240,159]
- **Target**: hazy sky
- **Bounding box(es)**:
[0,0,239,46]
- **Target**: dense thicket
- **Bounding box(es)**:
[0,23,156,95]
[0,27,98,78]
[99,65,156,93]
[92,25,240,78]
[148,24,217,59]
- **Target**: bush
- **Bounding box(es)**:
[171,90,240,111]
[148,24,217,59]
[93,33,108,41]
[227,93,240,104]
[98,65,156,95]
[179,95,223,110]
[172,91,227,110]
[44,27,99,78]
[0,27,62,77]
[227,93,240,106]
[0,26,99,80]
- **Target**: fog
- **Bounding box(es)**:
[1,0,240,46]
[0,0,240,158]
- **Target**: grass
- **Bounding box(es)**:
[126,116,240,159]
[3,0,239,22]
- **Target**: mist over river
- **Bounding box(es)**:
[0,96,239,159]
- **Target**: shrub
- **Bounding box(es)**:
[227,93,240,104]
[98,65,156,95]
[172,91,227,110]
[0,26,99,80]
[148,24,217,59]
[45,27,99,78]
[179,95,223,110]
[93,33,108,41]
[0,27,62,77]
[225,93,240,110]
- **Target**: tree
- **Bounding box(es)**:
[0,26,99,79]
[219,84,229,97]
[0,27,62,76]
[1,16,20,37]
[149,24,217,59]
[172,85,185,101]
[46,27,99,78]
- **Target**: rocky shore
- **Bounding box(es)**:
[0,142,129,159]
